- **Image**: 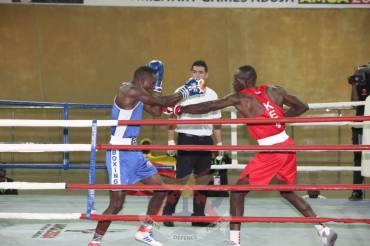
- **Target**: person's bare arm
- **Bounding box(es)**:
[168,124,176,142]
[181,93,240,114]
[283,94,308,117]
[213,125,222,144]
[143,91,163,116]
[116,84,182,116]
[139,90,183,108]
[272,86,308,117]
[167,123,177,156]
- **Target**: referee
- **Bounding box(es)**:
[163,60,223,227]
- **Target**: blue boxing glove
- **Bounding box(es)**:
[147,60,164,93]
[178,78,206,98]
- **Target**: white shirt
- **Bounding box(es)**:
[174,86,221,136]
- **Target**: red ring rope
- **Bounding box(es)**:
[96,144,370,151]
[66,184,370,191]
[79,214,370,224]
[118,115,370,126]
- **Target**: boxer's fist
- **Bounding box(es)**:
[173,105,182,116]
[162,106,174,116]
[148,60,164,93]
[178,78,206,98]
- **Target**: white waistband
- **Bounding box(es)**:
[109,137,137,145]
[257,131,289,146]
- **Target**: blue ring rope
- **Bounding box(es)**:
[0,163,173,170]
[0,164,106,169]
[0,100,111,109]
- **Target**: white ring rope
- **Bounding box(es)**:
[307,101,365,110]
[211,165,362,171]
[0,182,66,190]
[0,144,91,152]
[0,143,368,153]
[222,101,365,112]
[0,119,118,127]
[0,213,81,220]
[225,122,365,128]
[0,118,368,128]
[0,119,366,128]
[0,100,368,174]
[0,101,365,128]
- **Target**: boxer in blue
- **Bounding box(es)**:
[88,61,205,246]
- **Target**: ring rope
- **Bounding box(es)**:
[0,115,370,127]
[80,214,370,224]
[0,143,369,152]
[2,182,370,191]
[0,213,368,224]
[0,162,360,172]
[212,164,362,171]
[0,163,358,171]
[97,144,370,152]
[116,115,370,126]
[0,163,172,170]
[0,99,365,110]
[1,100,367,227]
[0,119,366,128]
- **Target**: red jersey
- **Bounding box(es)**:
[241,85,285,140]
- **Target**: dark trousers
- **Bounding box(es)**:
[163,133,213,216]
[352,128,364,194]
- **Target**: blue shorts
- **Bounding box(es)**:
[106,150,157,185]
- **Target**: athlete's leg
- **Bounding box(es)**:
[163,142,194,219]
[163,175,188,214]
[230,176,249,231]
[135,174,166,246]
[280,190,317,217]
[228,176,249,246]
[89,190,126,245]
[141,173,167,215]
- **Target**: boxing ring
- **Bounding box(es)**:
[0,99,370,246]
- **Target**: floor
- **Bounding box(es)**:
[0,194,369,246]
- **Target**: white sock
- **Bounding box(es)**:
[142,220,153,228]
[92,232,103,242]
[314,224,325,236]
[230,230,240,244]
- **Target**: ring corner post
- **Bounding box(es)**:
[86,119,98,219]
[63,104,70,170]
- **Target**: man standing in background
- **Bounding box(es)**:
[162,60,223,227]
[0,167,18,195]
[348,63,370,201]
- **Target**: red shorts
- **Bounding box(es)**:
[239,137,296,185]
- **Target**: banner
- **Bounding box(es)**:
[0,0,369,9]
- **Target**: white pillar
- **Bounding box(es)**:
[230,110,238,165]
[361,95,370,177]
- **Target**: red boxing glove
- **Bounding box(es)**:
[173,105,183,116]
[162,106,174,116]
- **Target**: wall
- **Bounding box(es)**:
[1,5,369,102]
[0,4,369,196]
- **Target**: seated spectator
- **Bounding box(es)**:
[0,168,18,195]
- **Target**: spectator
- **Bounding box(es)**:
[0,168,18,195]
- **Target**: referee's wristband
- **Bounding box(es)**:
[168,140,176,145]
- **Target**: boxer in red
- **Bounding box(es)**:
[173,65,337,246]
